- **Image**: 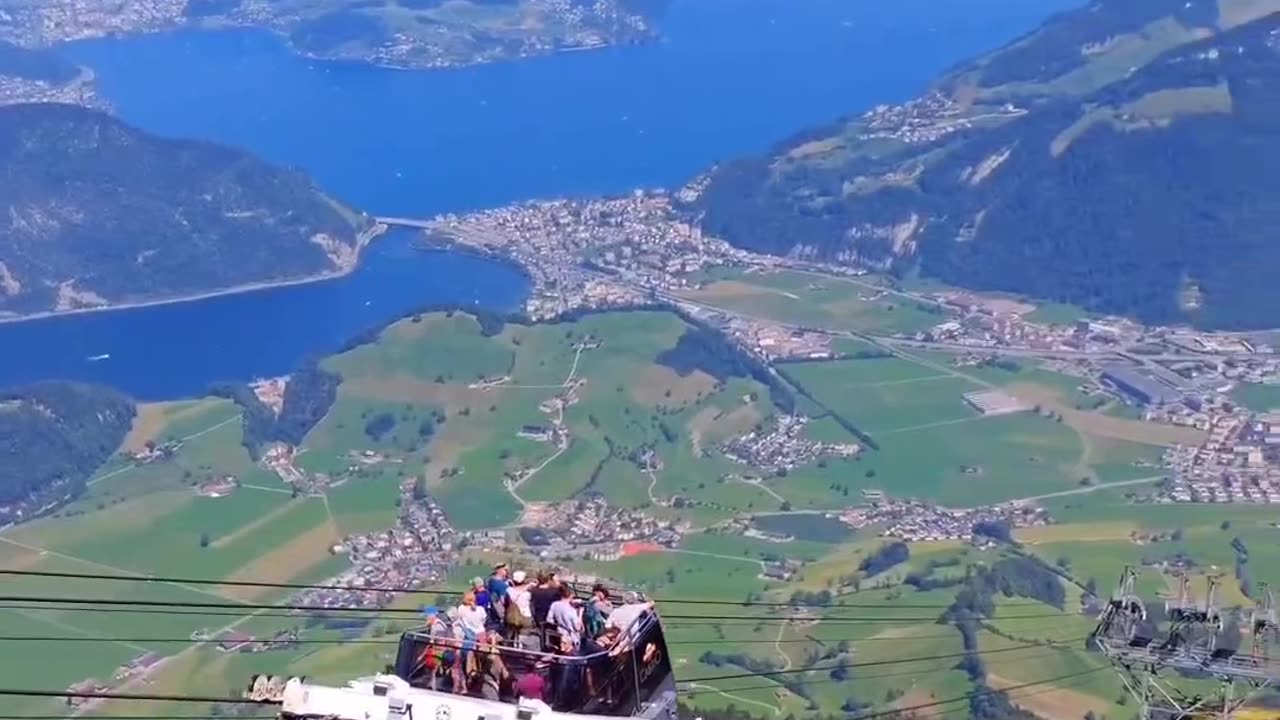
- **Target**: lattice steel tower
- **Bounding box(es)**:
[1093,568,1280,720]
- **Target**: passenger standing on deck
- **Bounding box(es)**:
[471,576,490,614]
[506,570,537,648]
[487,562,510,626]
[547,584,585,710]
[590,584,614,618]
[548,584,584,651]
[455,590,488,637]
[529,570,560,625]
[605,591,655,654]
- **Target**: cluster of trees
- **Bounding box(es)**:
[0,104,363,315]
[0,381,135,514]
[787,589,834,607]
[972,520,1015,544]
[289,10,389,53]
[903,571,964,592]
[657,324,795,413]
[943,556,1067,624]
[859,541,910,576]
[696,11,1280,330]
[363,412,397,442]
[210,359,341,458]
[276,360,341,444]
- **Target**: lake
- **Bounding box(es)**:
[753,513,853,544]
[0,0,1082,398]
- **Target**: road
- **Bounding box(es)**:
[504,342,589,508]
[1008,475,1164,504]
[87,412,244,487]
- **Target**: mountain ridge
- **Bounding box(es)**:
[695,0,1280,330]
[0,103,368,318]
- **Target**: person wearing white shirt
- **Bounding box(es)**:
[508,570,533,619]
[548,584,584,650]
[455,590,488,636]
[605,591,654,653]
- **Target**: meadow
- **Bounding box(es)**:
[679,267,943,335]
[1,306,1244,720]
[0,396,350,716]
[307,310,793,529]
[779,352,1168,507]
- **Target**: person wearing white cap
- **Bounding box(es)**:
[505,569,537,649]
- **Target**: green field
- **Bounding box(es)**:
[307,310,797,529]
[2,308,1241,719]
[782,357,982,434]
[680,267,943,335]
[1232,382,1280,412]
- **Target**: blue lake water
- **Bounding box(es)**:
[0,0,1081,399]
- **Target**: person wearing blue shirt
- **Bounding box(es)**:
[486,562,510,625]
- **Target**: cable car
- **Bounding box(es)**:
[256,586,676,720]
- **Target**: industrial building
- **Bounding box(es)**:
[1101,365,1183,406]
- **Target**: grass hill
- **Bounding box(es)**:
[0,381,134,524]
[0,103,367,317]
[696,0,1280,329]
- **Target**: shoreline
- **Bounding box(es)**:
[0,223,388,327]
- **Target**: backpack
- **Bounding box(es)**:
[505,591,532,630]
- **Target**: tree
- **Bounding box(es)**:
[1221,520,1232,531]
[199,531,211,548]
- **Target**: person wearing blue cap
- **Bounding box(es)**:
[486,562,510,627]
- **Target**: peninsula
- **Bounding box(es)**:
[0,39,102,107]
[0,0,669,70]
[0,103,372,319]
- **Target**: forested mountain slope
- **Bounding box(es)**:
[696,0,1280,329]
[0,381,134,524]
[0,103,367,317]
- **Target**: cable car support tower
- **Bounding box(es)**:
[1093,568,1280,720]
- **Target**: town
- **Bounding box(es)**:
[514,494,683,561]
[424,191,758,321]
[721,414,860,474]
[0,70,102,108]
[856,91,1027,147]
[838,494,1052,543]
[293,477,458,611]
